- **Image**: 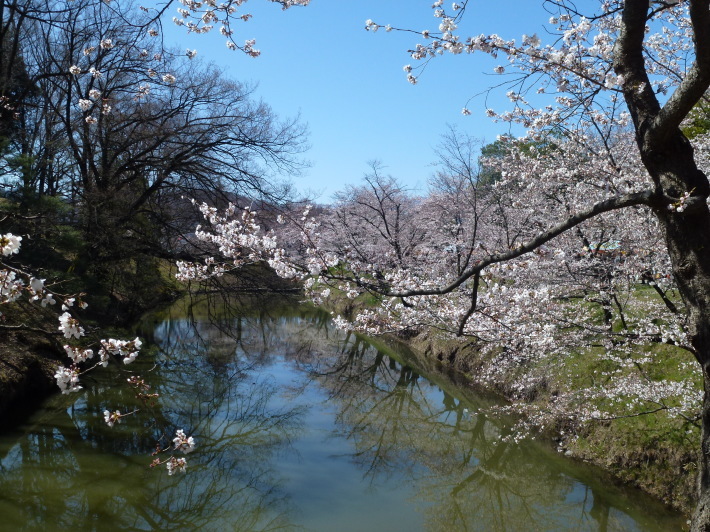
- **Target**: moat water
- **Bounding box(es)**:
[0,295,687,531]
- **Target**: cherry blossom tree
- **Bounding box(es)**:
[326,163,428,270]
[366,3,710,528]
[10,0,710,521]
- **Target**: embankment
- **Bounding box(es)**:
[390,327,696,515]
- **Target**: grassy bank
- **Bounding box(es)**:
[404,329,698,515]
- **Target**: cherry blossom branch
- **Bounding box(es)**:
[0,323,61,335]
[588,405,668,421]
[387,190,657,298]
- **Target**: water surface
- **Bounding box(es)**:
[0,295,687,531]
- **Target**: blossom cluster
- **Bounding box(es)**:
[171,0,309,56]
[366,0,691,139]
[150,429,197,475]
[175,201,298,282]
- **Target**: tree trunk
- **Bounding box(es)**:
[642,135,710,530]
[693,375,710,531]
[668,216,710,530]
[670,211,710,530]
[613,0,710,520]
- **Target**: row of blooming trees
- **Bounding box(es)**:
[188,127,692,410]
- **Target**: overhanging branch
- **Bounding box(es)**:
[387,190,657,298]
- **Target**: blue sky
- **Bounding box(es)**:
[165,1,555,201]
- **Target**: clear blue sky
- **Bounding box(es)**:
[165,1,554,201]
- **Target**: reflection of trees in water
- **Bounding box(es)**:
[157,297,683,531]
[134,300,311,530]
[151,292,332,372]
[310,335,681,532]
[0,387,299,531]
[0,295,684,531]
[0,296,318,531]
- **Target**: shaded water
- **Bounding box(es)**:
[0,295,687,531]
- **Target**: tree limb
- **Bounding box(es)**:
[651,0,710,141]
[387,190,657,297]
